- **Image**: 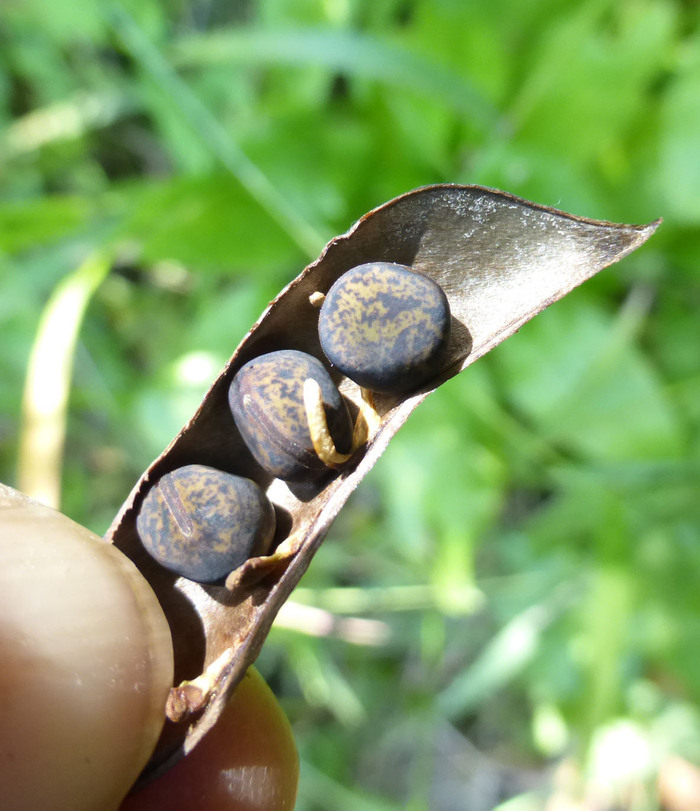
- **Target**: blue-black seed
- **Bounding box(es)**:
[136,464,275,583]
[228,349,353,481]
[318,262,451,394]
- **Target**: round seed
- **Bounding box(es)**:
[318,262,451,394]
[228,349,353,481]
[136,464,275,584]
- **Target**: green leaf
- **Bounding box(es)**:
[493,298,682,461]
[119,175,304,273]
[0,196,94,256]
[659,40,700,224]
[171,26,496,127]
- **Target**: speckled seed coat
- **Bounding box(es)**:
[228,349,353,481]
[318,262,451,394]
[136,464,275,583]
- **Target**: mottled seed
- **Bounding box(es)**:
[228,349,353,481]
[318,262,451,394]
[136,464,275,583]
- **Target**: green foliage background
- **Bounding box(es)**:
[2,1,699,808]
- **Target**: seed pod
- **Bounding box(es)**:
[105,184,659,777]
[228,349,353,481]
[136,464,275,583]
[318,262,451,394]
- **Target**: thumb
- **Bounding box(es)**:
[0,483,174,811]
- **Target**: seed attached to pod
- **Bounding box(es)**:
[228,349,353,481]
[318,262,451,394]
[136,464,275,583]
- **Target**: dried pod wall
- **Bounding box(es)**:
[105,184,659,780]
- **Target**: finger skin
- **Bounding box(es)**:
[121,667,299,811]
[0,484,174,811]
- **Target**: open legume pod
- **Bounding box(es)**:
[105,184,659,782]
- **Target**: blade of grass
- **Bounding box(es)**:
[17,251,111,509]
[171,27,497,129]
[106,4,327,260]
[299,758,404,811]
[290,584,484,615]
[274,601,391,646]
[438,581,581,719]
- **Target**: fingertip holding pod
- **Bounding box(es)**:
[318,262,451,394]
[122,667,299,811]
[136,465,276,584]
[0,483,174,811]
[229,349,353,481]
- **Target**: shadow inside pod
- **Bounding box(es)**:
[286,471,342,503]
[270,502,294,547]
[447,316,472,367]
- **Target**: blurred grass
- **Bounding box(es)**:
[2,0,700,808]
